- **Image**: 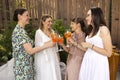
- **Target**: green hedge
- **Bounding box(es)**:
[0,21,36,64]
[0,21,16,63]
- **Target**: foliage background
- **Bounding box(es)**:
[0,19,68,65]
[0,20,36,65]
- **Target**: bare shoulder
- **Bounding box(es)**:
[100,26,110,36]
[100,26,109,32]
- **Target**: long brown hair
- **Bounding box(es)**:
[87,7,106,37]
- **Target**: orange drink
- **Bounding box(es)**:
[58,37,63,44]
[57,35,64,51]
[50,33,58,42]
[64,31,72,39]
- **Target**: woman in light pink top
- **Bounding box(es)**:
[60,18,86,80]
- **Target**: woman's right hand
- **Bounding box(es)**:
[44,40,56,48]
[81,42,92,49]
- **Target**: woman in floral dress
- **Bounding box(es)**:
[12,8,55,80]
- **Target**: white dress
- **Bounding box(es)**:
[34,29,62,80]
[0,58,15,80]
[79,30,110,80]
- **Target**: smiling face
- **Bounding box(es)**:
[18,11,30,25]
[86,10,92,25]
[70,21,79,32]
[43,17,53,29]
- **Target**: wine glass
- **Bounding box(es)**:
[50,31,58,42]
[57,35,64,51]
[50,31,58,52]
[64,30,72,47]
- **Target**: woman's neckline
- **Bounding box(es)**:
[39,28,51,38]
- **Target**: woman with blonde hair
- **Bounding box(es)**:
[34,14,61,80]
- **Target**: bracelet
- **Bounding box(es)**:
[91,44,94,49]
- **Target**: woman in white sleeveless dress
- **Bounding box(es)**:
[34,15,61,80]
[79,7,112,80]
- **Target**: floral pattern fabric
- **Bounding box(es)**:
[12,25,34,80]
